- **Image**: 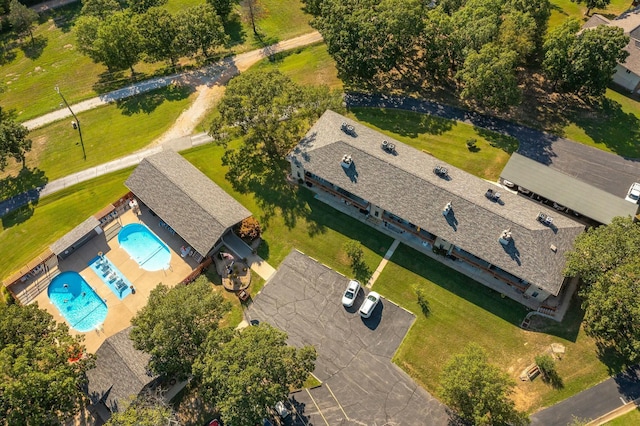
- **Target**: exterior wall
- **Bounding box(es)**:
[612,64,640,92]
[290,160,305,182]
[525,285,551,302]
[370,204,384,219]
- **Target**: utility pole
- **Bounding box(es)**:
[55,86,86,160]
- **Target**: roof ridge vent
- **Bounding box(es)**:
[341,154,353,169]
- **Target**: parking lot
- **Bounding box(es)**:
[246,250,449,425]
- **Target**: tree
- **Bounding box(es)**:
[8,0,39,47]
[136,8,180,66]
[505,0,551,51]
[535,354,562,388]
[176,4,227,58]
[208,69,343,194]
[0,107,32,171]
[0,304,94,424]
[309,0,424,83]
[451,0,503,57]
[128,0,166,14]
[498,11,537,63]
[458,43,521,109]
[440,344,529,426]
[77,12,143,75]
[564,217,640,286]
[130,278,231,379]
[343,239,372,283]
[564,25,629,97]
[106,394,174,426]
[570,0,610,16]
[564,217,640,363]
[207,0,233,21]
[195,324,317,426]
[542,18,581,89]
[80,0,121,19]
[241,0,263,36]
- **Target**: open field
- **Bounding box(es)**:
[603,408,640,425]
[549,0,631,29]
[0,0,312,121]
[0,85,196,194]
[349,108,517,181]
[373,244,611,413]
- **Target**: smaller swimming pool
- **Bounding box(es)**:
[88,255,132,300]
[48,272,107,333]
[118,223,171,271]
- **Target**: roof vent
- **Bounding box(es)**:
[341,122,356,137]
[485,188,501,202]
[443,202,452,216]
[434,165,449,178]
[341,154,353,169]
[537,212,553,226]
[381,140,396,153]
[498,229,512,246]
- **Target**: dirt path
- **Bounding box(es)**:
[150,31,324,146]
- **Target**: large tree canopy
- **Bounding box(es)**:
[0,304,94,424]
[564,216,640,363]
[0,107,32,171]
[195,324,317,426]
[175,4,227,58]
[130,278,231,379]
[209,69,343,194]
[8,0,38,46]
[440,343,529,426]
[135,8,180,66]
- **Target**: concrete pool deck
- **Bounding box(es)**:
[33,209,199,353]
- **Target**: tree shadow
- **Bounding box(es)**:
[115,84,194,116]
[224,13,246,46]
[352,259,372,283]
[0,167,48,201]
[92,70,129,94]
[474,127,519,154]
[350,107,454,138]
[595,341,635,376]
[20,35,48,60]
[565,90,640,158]
[526,295,583,342]
[43,2,83,33]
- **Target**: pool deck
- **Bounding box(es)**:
[33,209,199,353]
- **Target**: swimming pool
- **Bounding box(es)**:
[48,272,107,333]
[118,223,171,271]
[88,255,132,300]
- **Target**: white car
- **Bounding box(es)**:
[625,182,640,204]
[342,280,361,307]
[359,291,381,318]
[275,401,290,418]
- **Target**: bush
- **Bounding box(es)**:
[236,217,262,241]
[415,287,430,317]
[343,239,371,283]
[535,354,563,389]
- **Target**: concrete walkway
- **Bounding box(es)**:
[366,239,400,288]
[23,31,322,130]
[221,233,276,281]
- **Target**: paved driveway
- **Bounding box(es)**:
[246,250,449,425]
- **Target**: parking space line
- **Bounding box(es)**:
[325,383,350,421]
[305,388,330,426]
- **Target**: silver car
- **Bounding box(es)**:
[359,291,380,318]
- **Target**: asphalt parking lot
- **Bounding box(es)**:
[246,250,449,425]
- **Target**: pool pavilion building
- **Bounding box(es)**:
[288,110,585,317]
[125,150,252,263]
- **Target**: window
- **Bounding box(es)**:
[626,69,632,74]
[374,211,379,217]
[532,292,539,298]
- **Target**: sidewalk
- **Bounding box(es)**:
[221,233,276,281]
[366,239,399,288]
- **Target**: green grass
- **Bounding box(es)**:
[373,244,610,413]
[603,408,640,425]
[0,85,195,189]
[0,168,131,280]
[349,108,518,181]
[549,0,631,29]
[562,88,640,158]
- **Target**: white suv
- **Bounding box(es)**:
[342,280,361,307]
[359,291,380,318]
[625,182,640,204]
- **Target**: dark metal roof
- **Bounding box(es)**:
[86,327,154,413]
[290,111,586,296]
[125,150,251,256]
[49,216,100,255]
[501,153,639,224]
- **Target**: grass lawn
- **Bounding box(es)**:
[373,244,611,413]
[603,408,640,425]
[349,108,518,181]
[0,168,132,280]
[0,85,196,195]
[549,0,631,29]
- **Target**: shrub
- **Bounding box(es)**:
[415,287,431,317]
[535,354,563,389]
[236,217,262,241]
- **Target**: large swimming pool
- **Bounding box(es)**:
[48,272,107,332]
[118,223,171,271]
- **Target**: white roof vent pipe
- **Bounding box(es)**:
[499,229,512,245]
[341,154,353,169]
